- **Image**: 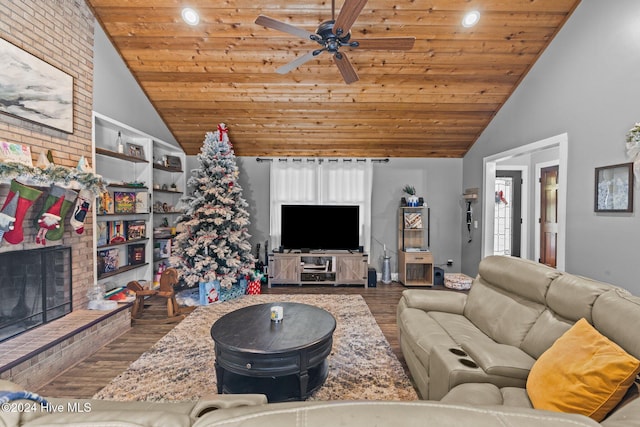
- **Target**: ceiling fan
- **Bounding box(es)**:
[254,0,415,84]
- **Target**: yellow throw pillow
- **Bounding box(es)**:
[526,318,640,421]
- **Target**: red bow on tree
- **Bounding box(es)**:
[217,124,230,146]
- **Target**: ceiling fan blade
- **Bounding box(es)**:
[276,51,317,74]
[333,52,359,84]
[333,0,368,36]
[353,37,416,50]
[255,15,315,41]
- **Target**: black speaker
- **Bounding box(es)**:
[434,267,444,286]
[278,246,283,253]
[368,267,377,287]
[358,245,364,253]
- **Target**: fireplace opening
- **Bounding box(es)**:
[0,246,72,343]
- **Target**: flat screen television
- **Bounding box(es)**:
[281,204,360,251]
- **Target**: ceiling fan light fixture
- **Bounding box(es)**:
[462,11,480,28]
[181,7,200,26]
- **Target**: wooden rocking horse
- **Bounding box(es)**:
[126,268,195,323]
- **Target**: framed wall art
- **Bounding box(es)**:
[594,162,633,212]
[126,143,145,159]
[0,38,73,133]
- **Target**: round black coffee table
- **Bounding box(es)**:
[210,302,336,402]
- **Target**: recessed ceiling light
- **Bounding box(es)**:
[462,11,480,28]
[181,7,200,26]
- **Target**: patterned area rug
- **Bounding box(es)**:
[94,294,418,402]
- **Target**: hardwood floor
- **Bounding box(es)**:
[36,281,414,398]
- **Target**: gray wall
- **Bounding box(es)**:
[93,23,179,146]
[191,156,463,277]
[462,0,640,293]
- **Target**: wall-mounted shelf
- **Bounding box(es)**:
[96,147,149,164]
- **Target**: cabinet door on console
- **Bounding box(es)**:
[337,255,367,284]
[268,254,299,284]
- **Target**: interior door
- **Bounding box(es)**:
[540,166,559,267]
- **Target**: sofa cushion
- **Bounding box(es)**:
[520,309,572,359]
[547,274,614,323]
[464,279,545,347]
[477,255,559,303]
[526,318,640,422]
[592,288,640,360]
[428,311,495,348]
[441,384,533,408]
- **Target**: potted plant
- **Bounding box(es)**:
[403,185,420,207]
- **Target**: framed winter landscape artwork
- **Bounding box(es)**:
[594,162,633,212]
[0,38,73,133]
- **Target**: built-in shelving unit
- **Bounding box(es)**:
[92,112,186,292]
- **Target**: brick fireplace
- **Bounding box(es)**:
[0,1,133,389]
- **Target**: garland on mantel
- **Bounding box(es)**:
[0,161,106,195]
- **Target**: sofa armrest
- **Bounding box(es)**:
[401,289,467,315]
[461,341,535,380]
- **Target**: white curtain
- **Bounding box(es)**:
[269,159,373,253]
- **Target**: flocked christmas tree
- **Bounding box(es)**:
[172,123,255,289]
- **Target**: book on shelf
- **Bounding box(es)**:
[135,191,148,213]
[155,239,171,259]
[108,220,126,244]
[96,221,108,246]
[128,244,146,265]
[405,247,429,252]
[97,248,119,274]
[113,191,136,213]
[126,220,146,240]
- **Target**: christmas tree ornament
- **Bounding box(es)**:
[1,180,43,245]
[45,187,77,241]
[70,189,93,234]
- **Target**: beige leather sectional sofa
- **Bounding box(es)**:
[0,379,601,427]
[2,255,639,426]
[397,255,640,425]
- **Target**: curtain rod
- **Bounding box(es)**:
[256,157,389,163]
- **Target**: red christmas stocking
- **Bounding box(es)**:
[2,180,43,245]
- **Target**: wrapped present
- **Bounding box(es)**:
[199,277,248,304]
[199,281,219,305]
[247,279,261,295]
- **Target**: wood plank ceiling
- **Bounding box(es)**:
[87,0,580,158]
